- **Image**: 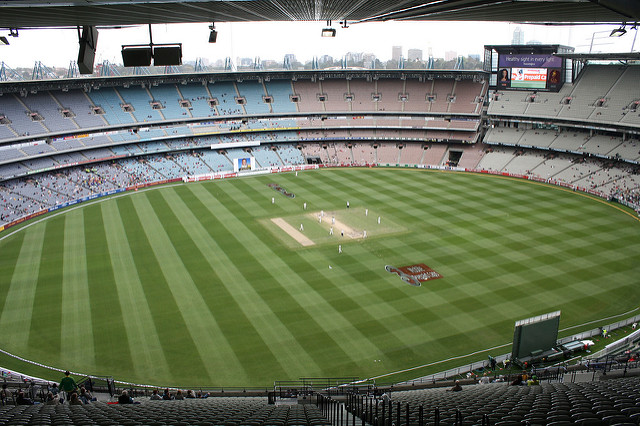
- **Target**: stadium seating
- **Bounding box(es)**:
[0,397,331,425]
[177,83,217,118]
[208,81,244,116]
[87,88,136,126]
[276,144,305,165]
[398,143,423,164]
[148,84,188,121]
[237,81,271,115]
[20,91,79,133]
[388,374,640,425]
[54,89,107,129]
[117,86,165,123]
[251,145,282,168]
[200,150,233,173]
[347,79,376,112]
[0,67,637,233]
[488,64,640,129]
[291,80,324,113]
[0,93,49,137]
[375,79,403,112]
[264,80,297,114]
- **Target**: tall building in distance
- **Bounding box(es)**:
[392,46,402,62]
[445,51,457,61]
[512,26,525,44]
[362,53,377,68]
[408,49,423,61]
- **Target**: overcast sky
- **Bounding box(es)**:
[0,21,637,68]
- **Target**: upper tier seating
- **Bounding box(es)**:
[149,84,189,120]
[118,86,164,123]
[237,81,270,115]
[0,75,486,144]
[20,92,79,133]
[177,83,217,118]
[347,79,377,112]
[208,81,244,116]
[87,88,135,126]
[54,89,107,129]
[264,80,297,114]
[0,94,49,137]
[488,64,640,128]
[292,80,324,113]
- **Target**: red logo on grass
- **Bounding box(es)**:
[386,263,443,287]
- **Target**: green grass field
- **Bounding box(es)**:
[0,168,639,387]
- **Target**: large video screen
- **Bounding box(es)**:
[512,311,560,360]
[510,68,547,89]
[234,156,255,172]
[496,54,563,92]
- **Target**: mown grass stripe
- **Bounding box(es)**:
[83,205,132,375]
[148,189,270,381]
[0,225,45,353]
[101,201,171,382]
[132,192,247,384]
[221,178,272,218]
[0,232,25,319]
[158,187,289,382]
[60,210,95,370]
[115,196,205,385]
[28,217,65,359]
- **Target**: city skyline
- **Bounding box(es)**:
[0,21,636,69]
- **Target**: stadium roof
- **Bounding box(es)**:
[555,52,640,61]
[0,0,637,29]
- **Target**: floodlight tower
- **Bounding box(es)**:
[224,57,236,71]
[133,66,150,75]
[194,58,206,72]
[0,62,24,81]
[99,60,120,77]
[32,61,57,80]
[67,61,79,78]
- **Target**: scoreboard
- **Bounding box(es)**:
[485,45,574,93]
[498,53,563,91]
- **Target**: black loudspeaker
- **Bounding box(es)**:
[153,45,182,66]
[208,30,217,43]
[78,26,98,74]
[122,47,152,67]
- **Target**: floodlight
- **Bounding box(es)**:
[153,45,182,66]
[321,28,336,37]
[209,23,217,43]
[0,36,8,46]
[122,46,152,67]
[610,26,627,37]
[322,20,336,37]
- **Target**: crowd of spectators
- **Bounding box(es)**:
[1,139,639,227]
